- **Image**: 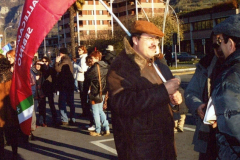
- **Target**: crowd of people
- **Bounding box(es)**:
[1,15,240,159]
[0,42,117,159]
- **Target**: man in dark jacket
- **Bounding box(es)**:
[41,56,58,124]
[184,37,219,159]
[210,14,240,159]
[55,48,75,125]
[107,21,182,160]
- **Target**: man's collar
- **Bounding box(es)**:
[124,37,152,70]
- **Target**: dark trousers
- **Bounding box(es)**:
[78,81,88,115]
[0,127,18,159]
[38,97,46,124]
[199,128,217,160]
[44,92,57,122]
[167,59,173,67]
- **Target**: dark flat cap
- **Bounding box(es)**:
[59,48,68,55]
[213,14,240,37]
[131,21,164,37]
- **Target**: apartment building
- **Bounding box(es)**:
[57,0,165,47]
[179,1,239,56]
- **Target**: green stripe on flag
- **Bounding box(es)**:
[16,95,33,115]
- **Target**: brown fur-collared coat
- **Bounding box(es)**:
[0,70,19,128]
[107,37,177,160]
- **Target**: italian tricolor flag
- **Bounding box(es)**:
[10,0,76,135]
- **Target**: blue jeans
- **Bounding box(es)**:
[58,91,75,123]
[74,79,78,91]
[91,96,109,133]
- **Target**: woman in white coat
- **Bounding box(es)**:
[76,46,88,116]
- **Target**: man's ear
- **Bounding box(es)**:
[132,37,138,46]
[228,38,236,53]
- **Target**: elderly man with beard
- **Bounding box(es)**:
[107,21,182,160]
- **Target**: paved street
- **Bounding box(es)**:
[4,71,199,160]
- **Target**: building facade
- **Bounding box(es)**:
[179,1,239,56]
[56,0,166,47]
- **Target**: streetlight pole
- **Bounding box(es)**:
[161,0,170,54]
[160,0,180,54]
[4,26,12,46]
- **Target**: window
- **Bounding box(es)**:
[201,21,206,30]
[99,10,103,15]
[79,11,82,16]
[194,22,198,30]
[183,23,190,32]
[205,20,213,29]
[216,18,226,24]
[79,21,83,26]
[92,20,95,25]
[198,22,202,30]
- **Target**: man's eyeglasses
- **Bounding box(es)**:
[212,37,225,49]
[140,36,160,43]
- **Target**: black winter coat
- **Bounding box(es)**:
[41,65,57,94]
[107,37,176,160]
[84,61,108,103]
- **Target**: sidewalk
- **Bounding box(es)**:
[171,63,196,75]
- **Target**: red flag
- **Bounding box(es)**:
[10,0,76,135]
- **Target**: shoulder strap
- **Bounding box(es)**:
[97,64,102,98]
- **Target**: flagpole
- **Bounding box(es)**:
[137,1,149,22]
[99,0,131,37]
[161,0,170,54]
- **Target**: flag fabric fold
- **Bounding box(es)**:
[10,0,76,135]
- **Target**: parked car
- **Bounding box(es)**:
[172,52,197,62]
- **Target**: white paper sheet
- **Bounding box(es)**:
[203,97,217,125]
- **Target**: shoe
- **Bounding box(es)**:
[69,120,76,126]
[88,125,95,131]
[42,123,47,127]
[103,130,110,136]
[61,122,69,126]
[30,133,35,141]
[174,127,178,133]
[90,131,101,136]
[177,126,184,132]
